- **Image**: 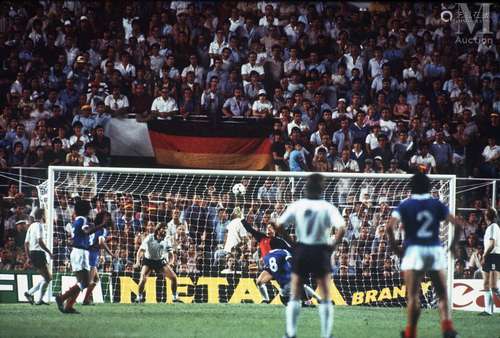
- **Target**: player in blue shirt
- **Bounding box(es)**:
[83,211,114,305]
[261,249,320,306]
[56,199,104,314]
[387,173,462,338]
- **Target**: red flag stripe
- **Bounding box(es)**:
[154,148,273,170]
[149,131,272,155]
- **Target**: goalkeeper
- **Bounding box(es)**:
[241,215,318,304]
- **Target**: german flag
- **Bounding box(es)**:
[148,119,274,170]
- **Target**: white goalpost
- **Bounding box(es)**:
[42,166,456,308]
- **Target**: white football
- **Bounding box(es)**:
[232,183,246,195]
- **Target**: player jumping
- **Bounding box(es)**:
[479,207,500,315]
[241,216,293,304]
[83,211,114,305]
[134,223,181,303]
[56,199,104,314]
[278,173,346,338]
[262,248,321,306]
[24,208,53,305]
[387,173,462,338]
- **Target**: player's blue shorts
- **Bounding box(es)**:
[89,249,100,268]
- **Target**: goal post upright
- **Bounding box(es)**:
[447,174,457,315]
[47,166,55,301]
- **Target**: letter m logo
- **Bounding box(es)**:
[457,3,491,34]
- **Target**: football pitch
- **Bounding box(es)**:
[0,303,498,338]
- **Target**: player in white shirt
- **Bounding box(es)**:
[223,207,247,253]
[24,208,53,305]
[480,208,500,315]
[134,223,180,303]
[278,174,346,338]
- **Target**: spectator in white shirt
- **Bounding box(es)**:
[209,29,229,65]
[251,89,273,118]
[151,87,179,119]
[114,52,136,80]
[402,57,423,82]
[368,47,388,80]
[83,143,100,167]
[69,121,90,155]
[284,47,306,76]
[241,52,265,87]
[104,87,129,117]
[379,108,397,142]
[371,64,399,94]
[480,137,499,178]
[228,9,244,33]
[410,143,437,174]
[287,109,309,135]
[181,54,205,85]
[343,44,365,79]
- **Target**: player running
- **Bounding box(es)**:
[56,199,104,314]
[24,208,53,305]
[134,223,181,303]
[241,216,293,304]
[387,173,462,338]
[479,208,500,315]
[82,211,114,305]
[278,173,346,338]
[262,248,321,306]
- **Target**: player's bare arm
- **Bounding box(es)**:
[445,214,463,258]
[38,236,53,259]
[99,237,115,258]
[134,248,145,269]
[387,216,403,257]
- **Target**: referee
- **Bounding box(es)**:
[24,208,53,305]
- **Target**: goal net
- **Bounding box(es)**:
[43,167,456,307]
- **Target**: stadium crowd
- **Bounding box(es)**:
[0,2,498,176]
[0,2,499,290]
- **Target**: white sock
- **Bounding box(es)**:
[172,293,178,301]
[137,293,144,302]
[38,281,49,302]
[303,284,321,301]
[27,280,43,295]
[485,289,493,314]
[319,300,334,338]
[286,299,301,337]
[258,284,270,302]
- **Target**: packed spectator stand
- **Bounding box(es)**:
[0,2,499,286]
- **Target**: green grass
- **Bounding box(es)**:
[0,303,498,338]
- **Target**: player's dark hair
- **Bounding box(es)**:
[74,199,91,217]
[95,210,111,228]
[410,173,431,195]
[33,207,44,221]
[269,222,295,246]
[305,173,325,199]
[485,208,498,223]
[154,223,166,239]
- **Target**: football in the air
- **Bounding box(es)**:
[232,183,246,196]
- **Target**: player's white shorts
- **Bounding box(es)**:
[401,245,446,271]
[70,248,90,272]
